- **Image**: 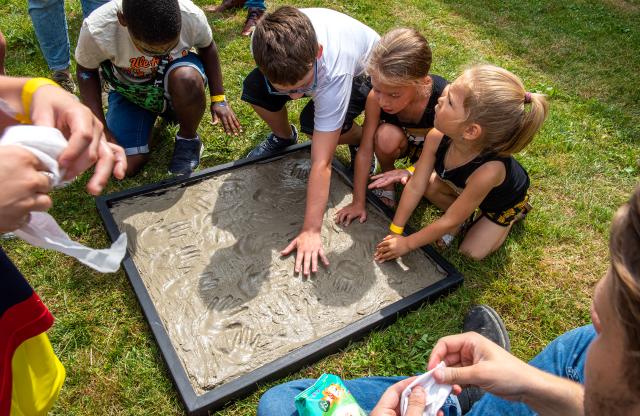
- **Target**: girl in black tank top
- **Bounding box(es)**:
[373,64,549,262]
[336,29,449,227]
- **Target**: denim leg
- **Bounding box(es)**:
[79,0,110,18]
[465,325,596,415]
[257,376,406,416]
[245,0,266,10]
[106,91,157,155]
[28,0,70,71]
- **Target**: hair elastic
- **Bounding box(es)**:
[524,92,532,104]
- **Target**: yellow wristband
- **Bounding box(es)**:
[389,222,404,235]
[406,165,416,175]
[211,94,226,103]
[16,78,60,124]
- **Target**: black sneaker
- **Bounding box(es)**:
[246,125,297,159]
[169,137,203,175]
[458,305,511,414]
[52,70,76,94]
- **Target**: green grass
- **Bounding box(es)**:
[1,0,639,414]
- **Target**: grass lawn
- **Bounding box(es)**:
[1,0,638,414]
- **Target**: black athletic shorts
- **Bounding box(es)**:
[241,67,371,135]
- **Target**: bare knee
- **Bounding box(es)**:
[168,67,205,102]
[458,244,492,261]
[374,124,405,159]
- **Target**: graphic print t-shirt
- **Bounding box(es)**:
[75,0,212,84]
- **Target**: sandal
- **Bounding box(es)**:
[371,188,396,209]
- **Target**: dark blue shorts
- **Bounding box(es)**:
[241,67,371,135]
[106,52,207,156]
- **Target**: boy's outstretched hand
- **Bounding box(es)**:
[211,102,241,136]
[281,229,329,276]
[374,234,411,262]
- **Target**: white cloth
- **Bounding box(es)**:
[75,0,212,83]
[300,8,380,132]
[400,362,453,416]
[0,125,127,273]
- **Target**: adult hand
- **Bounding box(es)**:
[374,234,411,262]
[428,332,538,402]
[371,377,433,416]
[0,145,53,232]
[211,102,241,135]
[281,229,329,275]
[369,169,412,190]
[29,85,126,195]
[335,202,367,226]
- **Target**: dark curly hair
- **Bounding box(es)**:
[122,0,181,44]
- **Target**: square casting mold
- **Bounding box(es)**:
[96,144,463,415]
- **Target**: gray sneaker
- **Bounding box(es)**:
[246,124,298,159]
[52,70,76,94]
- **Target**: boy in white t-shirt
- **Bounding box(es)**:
[242,6,380,275]
[75,0,241,176]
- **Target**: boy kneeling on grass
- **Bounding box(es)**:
[242,7,380,275]
[76,0,241,176]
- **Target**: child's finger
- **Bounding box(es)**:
[319,249,329,266]
[281,239,297,256]
[311,252,318,273]
[295,251,303,273]
[344,214,355,226]
[222,115,236,135]
[230,114,242,134]
[303,252,312,275]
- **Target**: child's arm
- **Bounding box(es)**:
[76,64,115,144]
[335,92,380,226]
[281,128,341,276]
[375,160,506,262]
[198,41,241,135]
[390,128,443,228]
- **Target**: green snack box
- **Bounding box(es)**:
[294,374,367,416]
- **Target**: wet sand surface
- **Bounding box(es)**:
[111,153,446,394]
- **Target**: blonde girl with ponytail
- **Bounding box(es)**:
[373,64,549,261]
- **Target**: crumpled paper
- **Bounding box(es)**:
[1,125,126,273]
[401,362,453,416]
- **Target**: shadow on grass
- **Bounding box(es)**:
[432,0,639,137]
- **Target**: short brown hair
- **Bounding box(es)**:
[609,185,640,388]
[366,28,432,88]
[251,6,318,85]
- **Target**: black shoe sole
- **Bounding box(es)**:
[463,305,511,352]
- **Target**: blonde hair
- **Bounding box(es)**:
[610,185,640,386]
[366,28,432,88]
[456,64,549,156]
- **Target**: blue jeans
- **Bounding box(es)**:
[28,0,110,71]
[106,53,207,155]
[256,325,596,416]
[245,0,266,10]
